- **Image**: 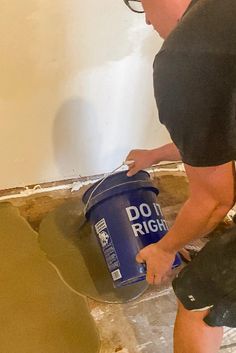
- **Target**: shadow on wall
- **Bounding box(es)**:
[53,98,101,178]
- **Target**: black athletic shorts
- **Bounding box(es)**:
[172,226,236,327]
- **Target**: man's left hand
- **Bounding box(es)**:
[136,243,176,285]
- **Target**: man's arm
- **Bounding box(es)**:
[137,162,235,284]
[160,162,235,251]
[126,143,181,176]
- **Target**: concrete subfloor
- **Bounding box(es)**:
[1,169,236,353]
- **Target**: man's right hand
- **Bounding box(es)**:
[125,149,156,176]
[125,143,181,176]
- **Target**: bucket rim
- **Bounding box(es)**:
[84,180,159,218]
[87,179,158,202]
[82,170,151,202]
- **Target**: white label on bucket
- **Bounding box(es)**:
[111,269,122,281]
[95,218,121,274]
[98,231,109,247]
[125,203,168,237]
[95,218,107,233]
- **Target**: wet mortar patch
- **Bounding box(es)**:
[38,199,148,303]
[0,202,100,353]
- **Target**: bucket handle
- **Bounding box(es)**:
[83,161,134,215]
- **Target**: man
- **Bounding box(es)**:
[123,0,236,352]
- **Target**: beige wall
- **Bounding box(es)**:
[0,0,170,190]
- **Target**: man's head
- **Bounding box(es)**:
[124,0,192,39]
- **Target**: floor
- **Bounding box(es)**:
[1,167,236,353]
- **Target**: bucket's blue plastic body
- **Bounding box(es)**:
[82,170,181,287]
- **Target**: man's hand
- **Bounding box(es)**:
[125,149,156,176]
[136,243,176,285]
[125,144,182,176]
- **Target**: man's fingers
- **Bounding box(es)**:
[125,160,137,177]
[146,266,161,285]
[136,252,145,263]
[146,269,155,284]
[152,274,162,286]
[124,160,135,166]
[127,167,138,177]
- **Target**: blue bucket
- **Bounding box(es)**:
[82,170,181,287]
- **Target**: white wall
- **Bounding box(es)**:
[0,0,170,190]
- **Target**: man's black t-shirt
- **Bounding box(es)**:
[153,0,236,166]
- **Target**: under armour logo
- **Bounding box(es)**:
[188,295,196,302]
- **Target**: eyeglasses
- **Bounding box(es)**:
[123,0,144,13]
